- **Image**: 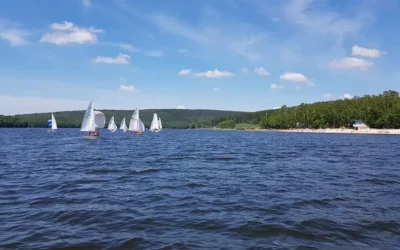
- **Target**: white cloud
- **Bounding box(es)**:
[323,93,332,99]
[329,57,372,71]
[93,54,130,64]
[340,93,353,99]
[213,88,222,92]
[176,105,185,109]
[119,43,137,52]
[270,83,284,89]
[280,72,313,86]
[0,21,28,46]
[241,67,248,73]
[254,67,270,76]
[351,45,385,58]
[177,49,190,54]
[82,0,91,8]
[144,50,164,57]
[193,69,234,78]
[119,85,138,93]
[40,21,103,45]
[178,69,191,75]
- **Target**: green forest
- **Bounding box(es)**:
[211,90,400,129]
[1,90,400,130]
[0,109,246,129]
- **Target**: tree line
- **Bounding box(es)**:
[210,90,400,129]
[260,90,400,129]
[0,109,246,129]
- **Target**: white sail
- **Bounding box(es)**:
[150,113,160,132]
[128,108,145,133]
[107,116,117,132]
[94,111,106,128]
[138,119,145,133]
[158,117,162,130]
[51,113,57,130]
[120,117,127,131]
[80,101,96,132]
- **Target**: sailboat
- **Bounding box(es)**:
[150,113,161,132]
[107,116,117,132]
[48,113,57,132]
[120,117,128,132]
[128,108,145,136]
[80,101,105,136]
[158,117,163,131]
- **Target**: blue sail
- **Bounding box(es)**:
[48,119,52,128]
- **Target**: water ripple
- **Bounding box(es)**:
[0,128,399,249]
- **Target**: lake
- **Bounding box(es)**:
[0,128,399,249]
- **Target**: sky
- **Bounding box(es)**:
[0,0,399,115]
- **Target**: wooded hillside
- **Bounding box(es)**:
[0,109,246,128]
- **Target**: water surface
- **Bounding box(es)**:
[0,129,399,249]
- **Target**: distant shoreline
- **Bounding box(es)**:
[200,127,400,135]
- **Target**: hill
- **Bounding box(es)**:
[0,109,247,129]
[209,90,400,129]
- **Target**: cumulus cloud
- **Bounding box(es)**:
[119,85,138,93]
[193,69,233,78]
[40,21,103,45]
[270,83,284,89]
[340,93,353,99]
[254,67,270,76]
[0,21,28,46]
[351,45,385,58]
[280,72,313,86]
[93,54,130,64]
[176,105,185,109]
[329,57,372,71]
[213,88,222,92]
[178,69,191,75]
[324,93,353,100]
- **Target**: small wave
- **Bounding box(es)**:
[64,187,99,194]
[293,197,346,208]
[206,157,236,161]
[116,168,161,181]
[358,178,399,185]
[190,208,221,214]
[159,242,195,250]
[86,168,124,175]
[73,179,107,184]
[184,220,226,231]
[297,218,367,241]
[361,220,400,234]
[229,222,318,240]
[50,242,104,250]
[184,183,206,188]
[29,197,59,206]
[118,237,146,249]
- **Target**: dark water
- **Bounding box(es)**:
[0,129,399,249]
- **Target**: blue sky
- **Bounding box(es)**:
[0,0,399,114]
